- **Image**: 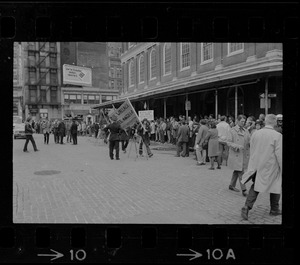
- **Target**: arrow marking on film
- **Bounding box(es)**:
[37,249,64,261]
[177,249,202,261]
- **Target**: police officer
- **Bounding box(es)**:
[103,116,121,160]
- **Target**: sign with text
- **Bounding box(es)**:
[108,98,140,129]
[138,110,154,121]
[63,64,92,87]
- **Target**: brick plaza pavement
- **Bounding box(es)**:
[12,134,282,224]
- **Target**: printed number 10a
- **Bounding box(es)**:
[70,249,86,261]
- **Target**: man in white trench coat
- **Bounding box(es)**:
[241,114,282,220]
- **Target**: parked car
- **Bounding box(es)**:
[13,116,26,139]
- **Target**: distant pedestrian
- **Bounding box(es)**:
[241,114,282,220]
[195,119,209,165]
[103,116,122,160]
[70,120,78,145]
[216,115,230,166]
[66,120,72,143]
[175,120,189,157]
[227,115,250,197]
[150,120,156,141]
[204,121,220,170]
[23,117,39,152]
[58,120,66,144]
[51,120,59,144]
[274,114,283,134]
[41,118,50,144]
[137,119,153,157]
[94,122,100,139]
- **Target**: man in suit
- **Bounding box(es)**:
[70,120,78,145]
[175,120,190,157]
[103,116,122,160]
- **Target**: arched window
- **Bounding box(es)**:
[139,55,145,83]
[150,49,156,79]
[181,43,190,69]
[129,60,134,87]
[164,43,172,75]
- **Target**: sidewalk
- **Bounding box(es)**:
[13,134,282,224]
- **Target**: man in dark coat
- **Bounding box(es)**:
[70,120,78,145]
[94,122,100,138]
[175,120,190,157]
[58,120,66,144]
[103,116,122,160]
[23,117,39,152]
[119,127,130,153]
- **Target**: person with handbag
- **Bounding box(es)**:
[195,119,209,165]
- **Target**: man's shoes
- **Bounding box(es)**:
[110,157,114,160]
[116,158,120,160]
[242,190,248,197]
[217,166,221,169]
[23,150,29,153]
[241,206,249,220]
[229,185,240,192]
[269,209,282,216]
[34,149,39,152]
[208,167,215,170]
[148,153,153,158]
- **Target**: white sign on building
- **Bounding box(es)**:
[63,64,92,87]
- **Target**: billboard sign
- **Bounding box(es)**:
[63,64,92,87]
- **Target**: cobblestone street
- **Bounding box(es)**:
[13,134,282,224]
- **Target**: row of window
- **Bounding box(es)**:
[127,43,244,87]
[29,86,57,103]
[28,70,58,85]
[64,94,117,105]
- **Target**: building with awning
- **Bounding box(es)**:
[92,43,282,121]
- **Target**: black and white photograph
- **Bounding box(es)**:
[13,42,283,224]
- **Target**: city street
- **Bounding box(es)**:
[13,134,281,224]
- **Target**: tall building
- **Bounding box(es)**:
[108,42,122,93]
[21,42,61,121]
[93,43,282,120]
[60,42,119,123]
[13,42,23,117]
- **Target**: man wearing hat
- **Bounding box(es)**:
[274,114,283,134]
[23,117,39,152]
[103,115,122,160]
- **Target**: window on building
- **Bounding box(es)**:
[29,70,36,84]
[49,42,56,52]
[129,60,134,86]
[102,95,117,103]
[228,43,244,55]
[164,43,172,75]
[76,94,82,104]
[64,94,70,104]
[39,55,46,67]
[50,55,57,67]
[50,72,57,85]
[39,42,46,51]
[116,67,122,78]
[40,88,47,102]
[150,49,156,79]
[139,55,145,83]
[110,80,115,89]
[69,94,77,104]
[181,43,191,69]
[50,86,57,103]
[29,88,37,102]
[201,43,213,63]
[39,72,47,85]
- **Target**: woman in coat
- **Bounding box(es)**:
[226,115,250,196]
[204,120,220,170]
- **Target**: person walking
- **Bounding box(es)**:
[227,115,250,197]
[58,120,66,144]
[42,117,50,144]
[120,128,130,153]
[150,120,156,141]
[94,122,100,139]
[195,119,209,165]
[175,120,189,157]
[204,121,220,170]
[137,119,153,157]
[103,116,122,160]
[240,114,282,220]
[216,115,231,166]
[70,120,78,145]
[23,117,39,152]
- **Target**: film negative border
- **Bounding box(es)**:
[1,1,297,263]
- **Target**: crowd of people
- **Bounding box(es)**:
[22,111,283,220]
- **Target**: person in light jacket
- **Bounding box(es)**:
[195,119,209,165]
[175,120,189,157]
[240,114,282,220]
[41,118,51,144]
[227,115,250,197]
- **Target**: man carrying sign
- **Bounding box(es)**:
[103,115,122,160]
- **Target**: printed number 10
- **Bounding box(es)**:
[70,249,86,261]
